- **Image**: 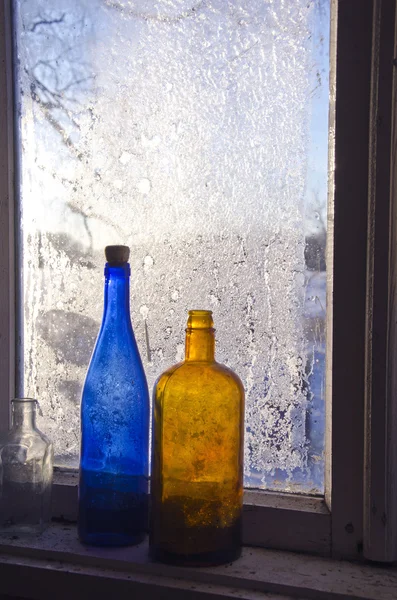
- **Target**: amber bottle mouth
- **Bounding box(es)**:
[186,310,214,330]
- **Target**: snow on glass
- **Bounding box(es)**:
[15,0,329,493]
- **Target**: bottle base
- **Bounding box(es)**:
[150,545,241,567]
[79,531,146,547]
[78,471,148,548]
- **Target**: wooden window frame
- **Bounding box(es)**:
[0,0,15,435]
[363,0,397,562]
[1,0,397,563]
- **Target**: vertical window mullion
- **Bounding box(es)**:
[364,0,397,563]
[0,0,15,432]
[330,0,373,560]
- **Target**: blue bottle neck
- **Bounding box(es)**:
[103,263,131,326]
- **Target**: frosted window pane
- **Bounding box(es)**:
[15,0,329,493]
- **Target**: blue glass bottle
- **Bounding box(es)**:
[78,245,149,546]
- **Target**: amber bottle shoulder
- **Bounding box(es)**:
[155,359,244,397]
[153,361,183,396]
[207,361,244,391]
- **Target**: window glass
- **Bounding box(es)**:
[16,0,330,493]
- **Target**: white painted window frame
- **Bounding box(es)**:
[2,0,397,563]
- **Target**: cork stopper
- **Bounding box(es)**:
[105,245,130,266]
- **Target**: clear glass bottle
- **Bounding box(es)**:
[78,245,150,547]
[150,310,245,566]
[0,398,53,535]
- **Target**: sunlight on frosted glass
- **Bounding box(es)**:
[16,0,329,493]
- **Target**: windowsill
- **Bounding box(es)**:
[0,523,396,600]
[51,471,332,557]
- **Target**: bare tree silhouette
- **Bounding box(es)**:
[305,189,326,271]
[23,5,128,249]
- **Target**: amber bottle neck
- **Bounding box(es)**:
[184,310,215,362]
[185,328,215,362]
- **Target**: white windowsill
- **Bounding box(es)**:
[0,523,396,600]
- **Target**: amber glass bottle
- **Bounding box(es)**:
[150,310,244,566]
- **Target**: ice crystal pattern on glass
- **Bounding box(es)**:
[16,0,329,493]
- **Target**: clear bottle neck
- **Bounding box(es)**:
[103,263,131,326]
[185,310,215,362]
[12,399,37,431]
